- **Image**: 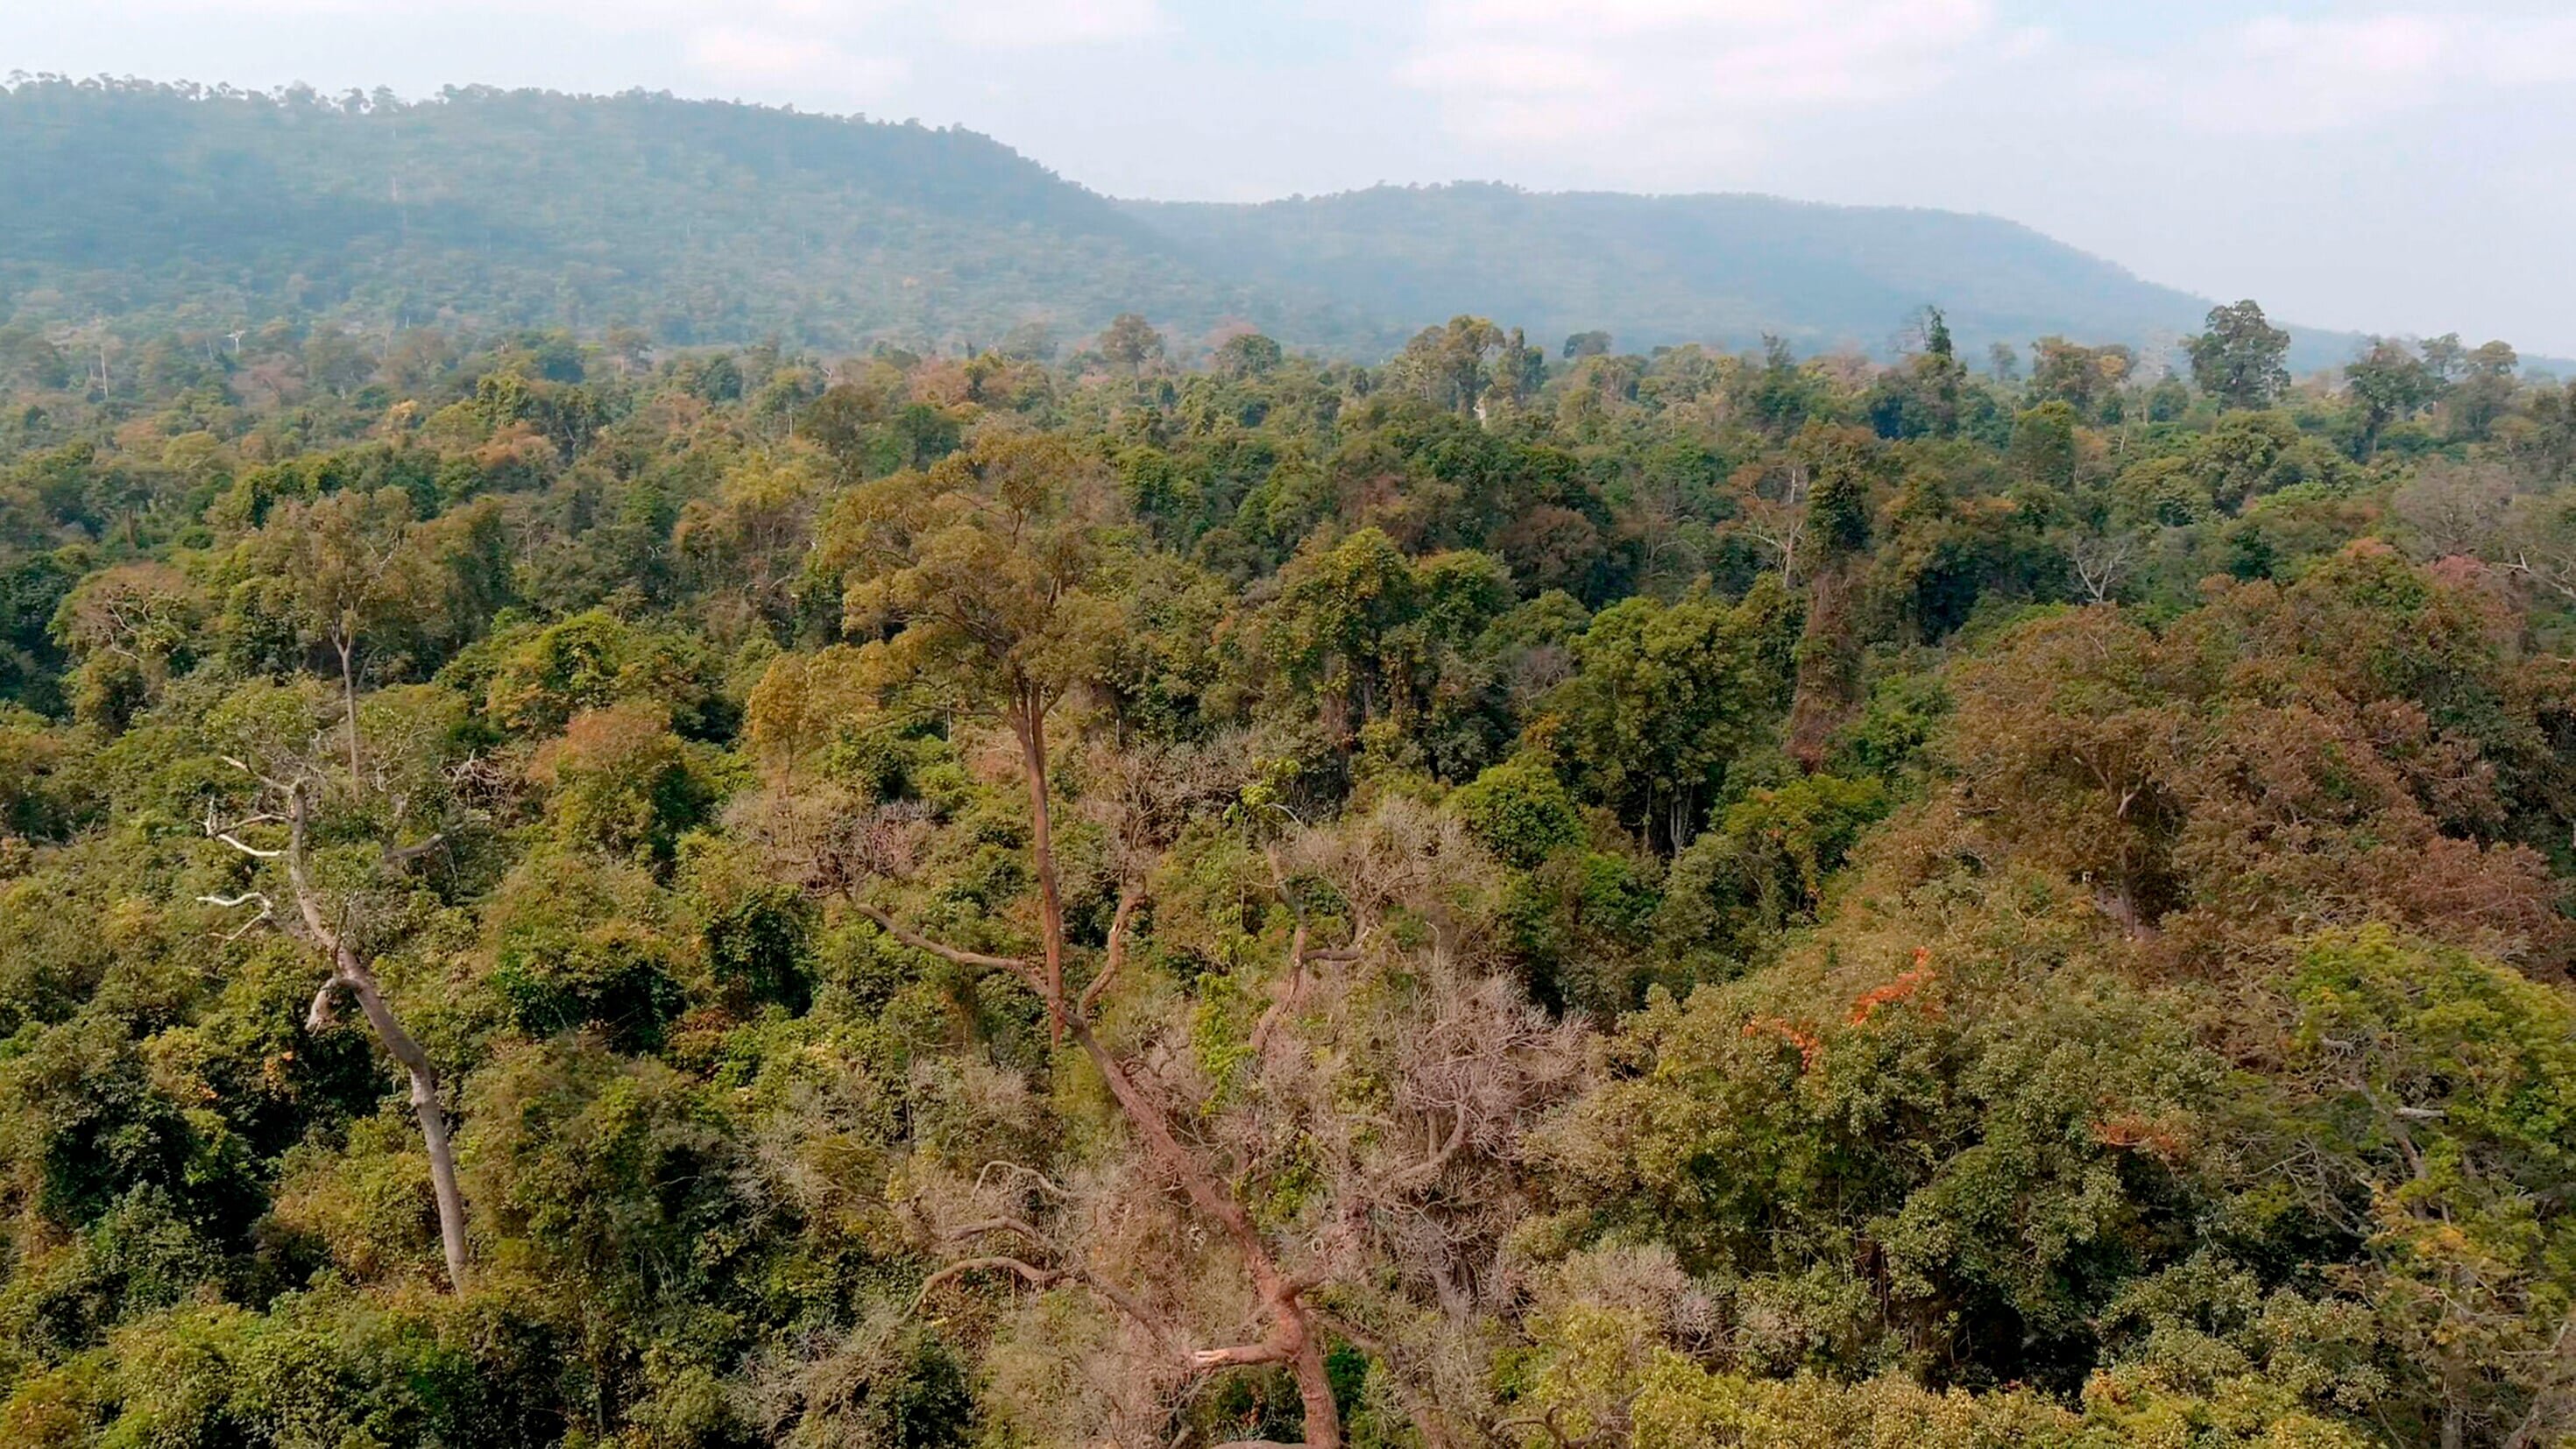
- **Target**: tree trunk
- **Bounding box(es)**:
[1784,563,1858,773]
[1013,690,1068,1044]
[915,713,1341,1443]
[335,627,364,786]
[1064,1014,1339,1447]
[1289,1325,1345,1449]
[287,785,467,1293]
[329,947,471,1292]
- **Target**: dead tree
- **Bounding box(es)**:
[846,728,1350,1446]
[2070,529,2140,604]
[1732,457,1811,589]
[719,710,1564,1445]
[865,785,1579,1449]
[869,884,1350,1448]
[202,763,468,1293]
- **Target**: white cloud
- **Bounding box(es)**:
[40,0,1164,110]
[1399,0,2005,167]
[942,0,1164,48]
[2135,11,2576,135]
[70,0,1160,72]
[685,25,907,91]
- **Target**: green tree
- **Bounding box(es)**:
[2345,337,2437,457]
[2289,928,2576,1447]
[1538,580,1791,852]
[817,432,1126,1032]
[1097,312,1166,375]
[2190,300,2292,411]
[237,486,421,782]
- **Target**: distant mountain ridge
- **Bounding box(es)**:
[0,80,2490,371]
[1123,184,2252,363]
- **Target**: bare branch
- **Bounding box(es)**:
[378,831,448,868]
[196,890,275,941]
[280,785,343,954]
[973,1160,1072,1198]
[1077,887,1144,1021]
[1190,1338,1294,1369]
[1383,1102,1474,1193]
[1249,848,1331,1059]
[205,801,287,859]
[914,1254,1160,1334]
[1247,920,1308,1061]
[2070,530,2139,604]
[915,1255,1064,1306]
[852,901,1038,981]
[938,1216,1052,1248]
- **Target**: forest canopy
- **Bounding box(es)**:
[0,269,2573,1449]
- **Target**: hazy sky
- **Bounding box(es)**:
[11,1,2576,353]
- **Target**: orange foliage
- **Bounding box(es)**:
[2090,1112,2190,1163]
[1848,946,1940,1026]
[1743,1015,1824,1071]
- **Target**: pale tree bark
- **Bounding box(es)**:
[205,770,467,1293]
[866,893,1346,1447]
[1008,682,1068,1044]
[334,620,364,786]
[866,716,1352,1446]
[2070,531,2138,604]
[1737,459,1810,589]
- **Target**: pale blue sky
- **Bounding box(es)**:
[10,1,2575,353]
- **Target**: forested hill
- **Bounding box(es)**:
[0,79,2403,365]
[1125,184,2276,363]
[0,79,1277,350]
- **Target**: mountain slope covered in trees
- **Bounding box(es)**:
[0,79,2440,367]
[0,79,1271,350]
[1126,183,2270,362]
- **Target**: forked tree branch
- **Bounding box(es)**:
[1077,887,1144,1021]
[196,889,275,941]
[1382,1102,1474,1193]
[914,1254,1159,1335]
[378,832,449,868]
[852,901,1039,981]
[1189,1336,1296,1368]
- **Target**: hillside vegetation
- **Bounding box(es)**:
[0,79,2451,367]
[1128,183,2251,362]
[0,265,2573,1449]
[0,79,1264,350]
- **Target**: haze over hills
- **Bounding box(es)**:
[0,79,2469,369]
[1126,185,2279,364]
[0,79,1272,350]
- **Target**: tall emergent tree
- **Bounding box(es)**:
[2190,299,2293,411]
[200,737,471,1293]
[238,486,419,781]
[811,439,1569,1446]
[817,433,1122,1035]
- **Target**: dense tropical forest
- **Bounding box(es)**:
[0,77,2445,368]
[4,187,2576,1449]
